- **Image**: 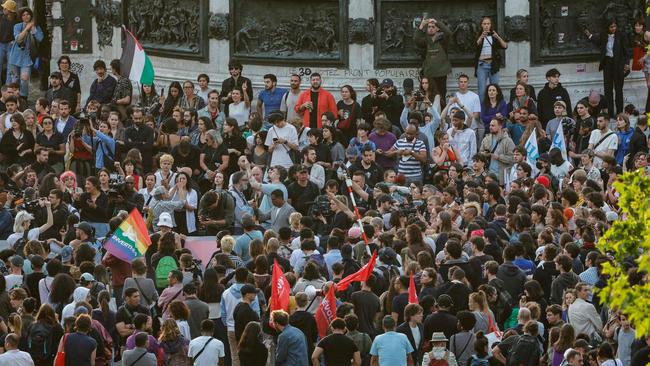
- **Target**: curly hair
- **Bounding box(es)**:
[159,318,182,342]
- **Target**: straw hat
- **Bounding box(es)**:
[2,0,16,13]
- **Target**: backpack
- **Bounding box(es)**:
[13,231,29,258]
[155,256,179,288]
[427,351,450,366]
[305,252,329,280]
[27,323,53,362]
[507,335,540,366]
[373,265,401,297]
[469,355,490,366]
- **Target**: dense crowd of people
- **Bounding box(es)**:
[0,3,647,366]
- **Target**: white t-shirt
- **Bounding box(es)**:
[7,228,40,248]
[228,102,251,127]
[4,274,23,291]
[188,336,225,366]
[456,90,481,114]
[265,123,298,169]
[589,129,618,168]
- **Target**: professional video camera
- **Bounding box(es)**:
[108,174,126,196]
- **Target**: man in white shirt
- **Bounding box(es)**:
[265,111,299,169]
[454,74,483,143]
[188,320,225,366]
[4,256,24,291]
[588,113,618,169]
[568,282,603,337]
[280,74,302,122]
[447,110,477,166]
[0,333,33,365]
[302,146,325,189]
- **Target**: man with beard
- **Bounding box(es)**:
[281,74,302,122]
[257,73,287,124]
[415,18,452,109]
[124,108,154,172]
[287,165,320,216]
[376,78,404,132]
[219,60,253,115]
[349,145,384,187]
[45,71,75,106]
[110,175,145,215]
[295,73,338,129]
[480,117,515,185]
[386,124,427,184]
[302,146,325,190]
[197,90,225,139]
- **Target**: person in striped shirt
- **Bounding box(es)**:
[386,124,427,184]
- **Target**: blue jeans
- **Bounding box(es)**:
[0,42,10,83]
[477,60,499,103]
[8,64,31,98]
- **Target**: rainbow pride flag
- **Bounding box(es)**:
[104,209,152,262]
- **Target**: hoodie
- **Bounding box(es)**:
[533,261,560,303]
[537,82,571,125]
[496,262,526,306]
[220,283,261,331]
[550,272,581,304]
[61,287,91,325]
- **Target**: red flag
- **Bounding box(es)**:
[408,272,418,304]
[315,285,337,338]
[270,260,290,313]
[336,251,377,292]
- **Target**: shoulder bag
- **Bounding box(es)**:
[191,337,214,363]
[53,333,68,366]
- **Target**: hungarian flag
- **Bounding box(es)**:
[408,272,418,304]
[270,260,290,314]
[315,285,337,338]
[120,27,154,85]
[336,251,377,292]
[103,209,151,262]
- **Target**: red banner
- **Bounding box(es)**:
[270,259,290,313]
[408,272,418,304]
[335,251,377,292]
[315,285,337,338]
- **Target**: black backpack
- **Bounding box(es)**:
[13,231,29,258]
[372,265,401,297]
[27,323,53,362]
[507,335,540,366]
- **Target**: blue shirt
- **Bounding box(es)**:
[323,249,342,279]
[615,128,633,165]
[370,331,414,366]
[259,182,287,215]
[276,325,308,366]
[513,257,536,277]
[259,87,288,120]
[234,230,264,262]
[8,22,43,67]
[93,130,116,169]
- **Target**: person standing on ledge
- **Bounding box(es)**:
[584,18,631,118]
[414,17,451,110]
[474,16,508,104]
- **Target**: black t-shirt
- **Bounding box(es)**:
[287,181,320,215]
[24,271,46,305]
[310,91,319,128]
[233,302,259,342]
[392,293,409,324]
[317,332,358,366]
[350,290,380,337]
[336,100,361,131]
[202,144,228,171]
[64,332,98,366]
[116,303,150,326]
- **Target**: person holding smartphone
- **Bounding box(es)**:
[414,17,452,110]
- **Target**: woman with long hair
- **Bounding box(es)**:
[481,83,508,131]
[161,81,183,119]
[508,81,538,117]
[48,273,76,318]
[552,324,576,366]
[198,268,225,320]
[509,69,536,103]
[323,125,345,166]
[38,172,62,199]
[222,117,247,176]
[401,224,433,268]
[249,130,269,170]
[475,16,508,103]
[159,318,191,365]
[138,82,160,118]
[633,18,650,112]
[169,300,191,340]
[519,114,549,151]
[169,171,198,235]
[0,113,35,165]
[337,84,362,142]
[190,116,214,149]
[238,321,268,366]
[28,303,65,366]
[470,290,498,333]
[90,290,116,357]
[432,130,462,169]
[23,109,41,136]
[157,117,183,154]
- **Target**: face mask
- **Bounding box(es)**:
[431,347,447,359]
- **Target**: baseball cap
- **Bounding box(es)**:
[75,221,94,236]
[546,68,561,78]
[240,284,257,296]
[80,273,96,283]
[158,212,174,228]
[381,78,394,87]
[295,164,309,173]
[9,255,23,268]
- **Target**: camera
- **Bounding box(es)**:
[413,90,425,102]
[309,195,333,218]
[108,175,125,196]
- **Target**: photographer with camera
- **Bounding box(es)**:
[375,79,404,133]
[415,17,452,109]
[475,16,508,103]
[73,176,111,238]
[69,221,103,264]
[67,118,94,183]
[109,175,144,216]
[7,198,53,254]
[36,189,69,241]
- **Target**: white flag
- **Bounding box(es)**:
[552,122,568,161]
[525,131,539,176]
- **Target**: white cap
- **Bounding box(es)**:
[158,212,174,228]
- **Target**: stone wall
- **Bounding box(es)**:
[50,0,647,109]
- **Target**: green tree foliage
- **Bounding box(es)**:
[597,170,650,337]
